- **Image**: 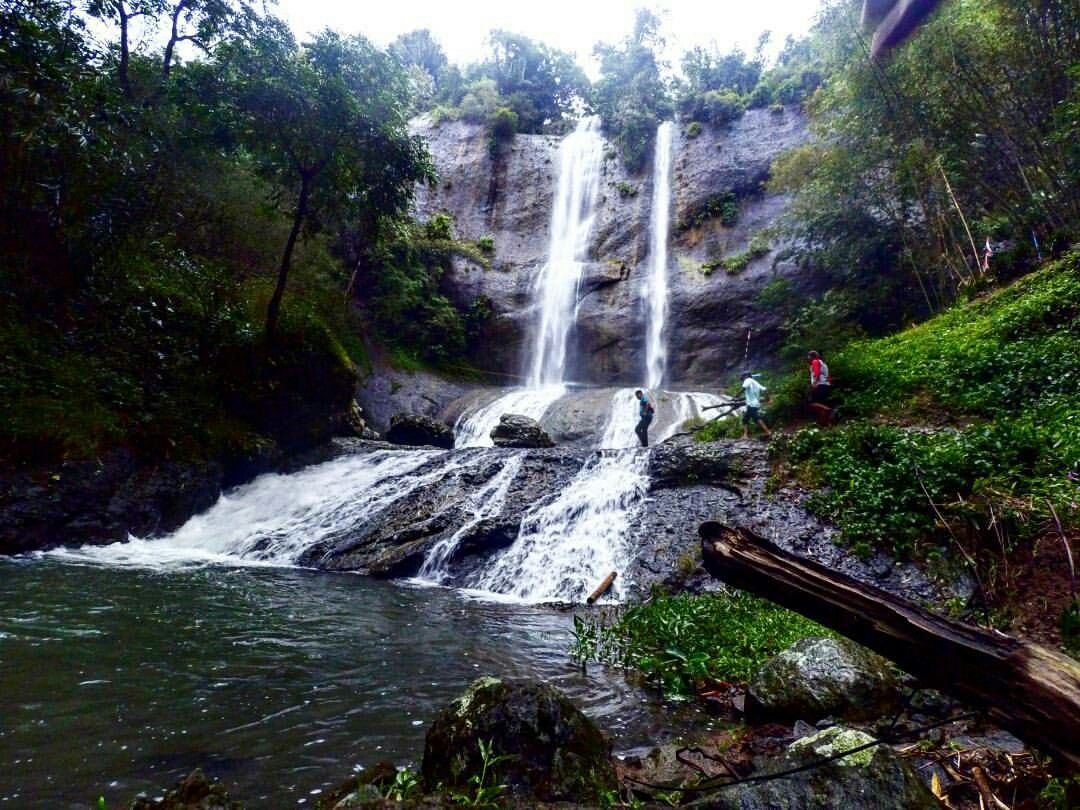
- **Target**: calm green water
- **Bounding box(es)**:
[0,560,666,808]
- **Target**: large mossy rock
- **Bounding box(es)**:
[689,726,939,810]
[384,414,454,449]
[421,677,617,802]
[490,414,555,448]
[749,637,900,722]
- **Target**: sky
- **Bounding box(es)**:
[273,0,825,76]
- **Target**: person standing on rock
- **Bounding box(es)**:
[634,389,655,447]
[741,372,772,439]
[807,351,835,426]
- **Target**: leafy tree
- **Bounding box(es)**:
[482,29,589,132]
[593,8,673,171]
[389,27,447,79]
[223,24,434,340]
[84,0,162,93]
[389,28,448,113]
[772,0,1080,334]
[161,0,254,79]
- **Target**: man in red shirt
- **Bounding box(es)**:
[807,351,835,426]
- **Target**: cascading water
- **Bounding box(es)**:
[644,121,675,391]
[468,394,648,603]
[416,454,523,582]
[44,449,450,569]
[454,385,565,448]
[453,116,604,448]
[600,388,643,450]
[528,116,605,388]
[658,391,726,443]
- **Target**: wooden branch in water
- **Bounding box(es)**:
[587,572,617,605]
[698,521,1080,770]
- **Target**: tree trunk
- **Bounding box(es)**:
[118,0,131,95]
[162,0,191,79]
[699,522,1080,770]
[266,172,311,344]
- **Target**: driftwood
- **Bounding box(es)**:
[587,571,617,605]
[699,522,1080,770]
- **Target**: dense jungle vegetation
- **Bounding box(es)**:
[2,0,1077,480]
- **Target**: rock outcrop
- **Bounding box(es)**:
[648,435,737,489]
[749,637,902,722]
[307,446,583,577]
[490,414,555,448]
[407,110,819,389]
[0,446,278,556]
[421,677,618,803]
[384,414,455,449]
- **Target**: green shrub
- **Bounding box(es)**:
[489,106,518,139]
[571,591,830,697]
[685,120,703,138]
[476,235,495,254]
[680,90,746,127]
[757,278,794,311]
[778,411,1079,562]
[678,191,739,231]
[424,212,455,241]
[616,181,639,198]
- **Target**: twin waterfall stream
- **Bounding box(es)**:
[44,118,723,605]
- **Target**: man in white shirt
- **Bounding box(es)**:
[741,372,772,439]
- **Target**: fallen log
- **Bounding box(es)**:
[699,521,1080,770]
[587,571,617,605]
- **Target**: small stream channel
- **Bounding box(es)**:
[0,559,702,808]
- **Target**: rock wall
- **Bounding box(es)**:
[410,109,817,389]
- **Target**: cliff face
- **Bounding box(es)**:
[410,109,816,387]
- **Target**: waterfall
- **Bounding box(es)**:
[657,391,725,443]
[43,449,451,569]
[644,121,675,390]
[416,454,524,582]
[454,116,604,446]
[454,384,565,448]
[48,117,723,605]
[599,388,642,450]
[467,394,648,604]
[527,116,605,388]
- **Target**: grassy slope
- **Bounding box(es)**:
[752,253,1078,651]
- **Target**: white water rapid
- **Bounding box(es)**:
[644,121,675,390]
[43,449,449,569]
[467,394,648,603]
[416,454,524,583]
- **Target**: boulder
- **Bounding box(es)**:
[384,414,454,449]
[421,677,618,802]
[749,637,901,722]
[648,435,737,489]
[490,414,555,448]
[129,768,241,809]
[688,726,939,810]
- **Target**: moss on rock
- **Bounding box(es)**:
[421,677,618,802]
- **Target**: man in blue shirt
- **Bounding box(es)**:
[634,389,655,447]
